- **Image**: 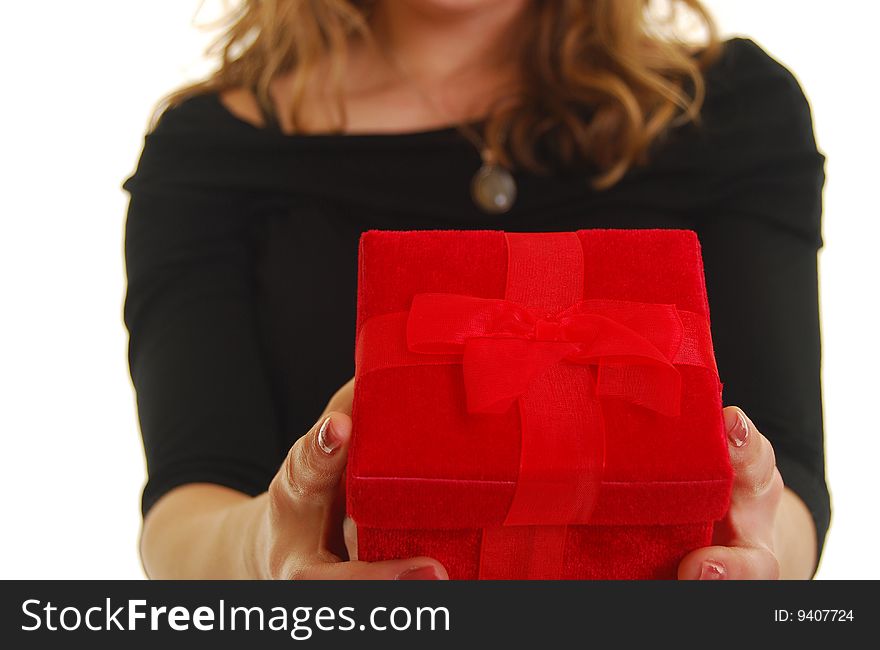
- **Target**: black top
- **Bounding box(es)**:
[122,37,831,563]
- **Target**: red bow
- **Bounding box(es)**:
[406,293,685,417]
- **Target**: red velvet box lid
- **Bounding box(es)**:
[348,229,733,530]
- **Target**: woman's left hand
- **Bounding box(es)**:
[678,406,784,580]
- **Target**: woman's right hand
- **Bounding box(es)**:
[251,382,448,580]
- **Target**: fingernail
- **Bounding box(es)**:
[317,416,340,455]
[699,560,727,580]
[396,565,443,580]
[723,408,749,448]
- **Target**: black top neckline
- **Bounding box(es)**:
[194,38,747,145]
[204,91,483,143]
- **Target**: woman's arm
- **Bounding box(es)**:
[686,40,830,576]
[123,100,444,580]
[139,381,447,580]
[140,484,263,579]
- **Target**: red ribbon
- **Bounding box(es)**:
[354,232,718,578]
[406,293,686,418]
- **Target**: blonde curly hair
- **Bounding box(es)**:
[158,0,720,189]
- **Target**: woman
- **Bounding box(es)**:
[123,0,829,580]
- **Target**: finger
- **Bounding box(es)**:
[323,378,355,417]
[268,412,352,551]
[723,407,779,500]
[317,379,355,558]
[343,516,358,561]
[720,407,784,547]
[293,557,449,581]
[678,544,780,580]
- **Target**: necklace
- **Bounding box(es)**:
[377,42,518,214]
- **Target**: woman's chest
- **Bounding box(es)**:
[246,175,701,433]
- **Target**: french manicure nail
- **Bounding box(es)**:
[317,416,339,455]
[724,408,749,448]
[396,566,442,580]
[699,560,727,580]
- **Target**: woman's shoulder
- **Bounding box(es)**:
[122,89,273,197]
[700,37,819,149]
[147,91,232,137]
[155,86,278,132]
[708,37,802,87]
[673,37,825,247]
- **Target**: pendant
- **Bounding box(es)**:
[471,162,517,214]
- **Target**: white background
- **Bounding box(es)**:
[0,1,876,579]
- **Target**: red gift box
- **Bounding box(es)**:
[347,229,733,579]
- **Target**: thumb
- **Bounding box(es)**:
[269,412,352,552]
[678,544,780,580]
